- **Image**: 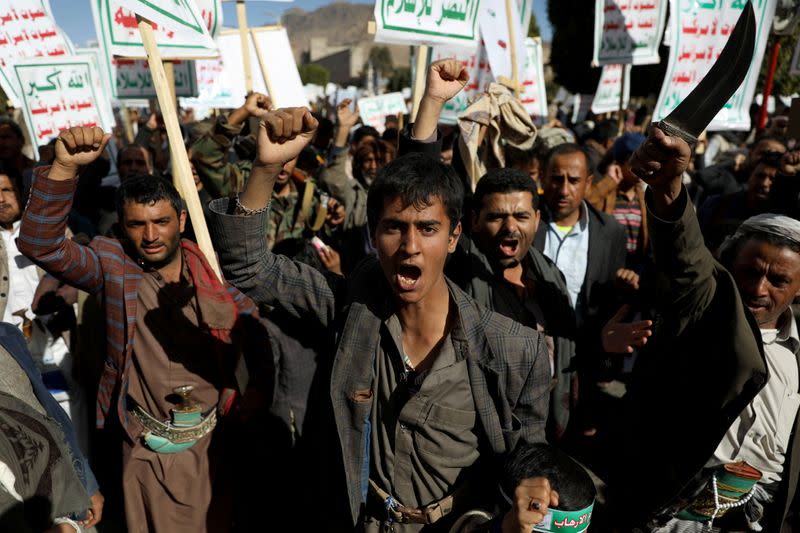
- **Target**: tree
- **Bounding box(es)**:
[366,46,394,77]
[547,0,601,94]
[388,67,411,92]
[528,11,540,38]
[298,64,330,86]
[756,24,800,98]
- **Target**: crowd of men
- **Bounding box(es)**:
[0,57,798,533]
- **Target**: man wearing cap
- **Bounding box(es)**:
[610,126,800,531]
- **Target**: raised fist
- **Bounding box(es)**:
[424,58,469,104]
[54,126,111,171]
[629,126,691,190]
[255,107,318,167]
[244,92,272,119]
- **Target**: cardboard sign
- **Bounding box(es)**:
[593,0,668,66]
[591,63,630,114]
[653,0,776,131]
[430,42,493,124]
[374,0,481,47]
[520,37,547,118]
[478,0,525,83]
[251,27,308,109]
[14,57,114,150]
[0,1,74,107]
[91,0,218,60]
[358,92,407,133]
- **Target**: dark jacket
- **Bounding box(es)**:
[208,198,552,527]
[0,323,99,498]
[609,188,772,526]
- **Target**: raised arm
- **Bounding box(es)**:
[319,99,365,219]
[18,127,111,294]
[209,108,342,328]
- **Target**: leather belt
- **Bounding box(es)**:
[368,478,459,525]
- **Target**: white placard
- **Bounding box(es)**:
[91,0,218,60]
[593,0,668,66]
[430,42,493,124]
[13,57,114,151]
[478,0,525,82]
[196,0,223,38]
[180,57,234,109]
[653,0,776,131]
[591,63,631,114]
[0,0,74,107]
[517,0,533,38]
[520,37,547,118]
[251,27,309,109]
[358,92,407,133]
[74,48,115,129]
[374,0,481,47]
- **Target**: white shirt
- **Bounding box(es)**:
[542,202,590,312]
[710,309,800,484]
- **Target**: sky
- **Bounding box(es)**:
[51,0,553,49]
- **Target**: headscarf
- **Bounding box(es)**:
[719,213,800,257]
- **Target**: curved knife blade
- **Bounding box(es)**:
[658,1,756,144]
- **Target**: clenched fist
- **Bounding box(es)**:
[244,92,272,119]
[424,58,469,104]
[502,477,559,533]
[255,107,318,167]
[49,126,111,181]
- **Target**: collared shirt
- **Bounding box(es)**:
[1,222,38,326]
[542,203,590,310]
[710,309,800,484]
[613,190,642,254]
[368,308,479,526]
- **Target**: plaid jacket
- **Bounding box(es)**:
[18,168,258,441]
[209,198,551,525]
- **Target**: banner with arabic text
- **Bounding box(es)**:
[479,0,525,84]
[13,57,114,152]
[0,0,74,107]
[591,64,630,114]
[179,57,234,109]
[593,0,667,66]
[73,49,115,130]
[358,92,407,133]
[91,0,218,60]
[520,37,548,118]
[653,0,776,131]
[374,0,481,47]
[430,42,492,124]
[115,59,197,99]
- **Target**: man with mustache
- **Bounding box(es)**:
[208,101,557,532]
[18,127,264,532]
[610,127,800,531]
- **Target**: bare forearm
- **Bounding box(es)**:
[228,106,250,129]
[412,96,444,140]
[238,163,282,210]
[334,125,350,148]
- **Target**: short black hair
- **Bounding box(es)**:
[544,143,591,175]
[473,168,539,213]
[502,444,596,512]
[752,134,787,151]
[367,152,463,234]
[353,126,380,146]
[117,144,152,171]
[116,174,183,221]
[591,119,618,145]
[0,118,23,139]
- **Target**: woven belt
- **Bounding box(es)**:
[368,479,459,525]
[131,404,217,444]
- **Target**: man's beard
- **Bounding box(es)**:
[138,241,181,270]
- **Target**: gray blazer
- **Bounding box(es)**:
[208,198,551,526]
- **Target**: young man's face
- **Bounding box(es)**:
[0,174,20,228]
[121,199,186,269]
[374,195,461,305]
[472,191,540,269]
[543,152,592,223]
[732,238,800,329]
[746,163,778,203]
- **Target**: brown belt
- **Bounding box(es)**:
[368,479,459,525]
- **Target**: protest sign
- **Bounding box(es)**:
[74,48,115,129]
[791,35,800,76]
[91,0,218,60]
[251,26,309,109]
[115,59,197,99]
[374,0,481,46]
[520,37,548,118]
[653,0,776,131]
[179,58,235,109]
[0,1,74,107]
[591,63,630,114]
[358,92,407,133]
[478,0,525,85]
[196,0,223,38]
[517,0,533,37]
[593,0,668,66]
[13,57,114,151]
[430,42,492,124]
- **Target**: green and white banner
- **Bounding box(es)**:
[374,0,481,46]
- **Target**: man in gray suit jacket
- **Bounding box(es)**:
[208,95,556,532]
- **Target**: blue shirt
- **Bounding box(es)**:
[542,202,590,314]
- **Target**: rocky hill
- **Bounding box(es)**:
[281,2,374,56]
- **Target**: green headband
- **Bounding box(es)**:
[532,502,594,533]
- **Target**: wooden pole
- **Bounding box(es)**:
[410,45,429,123]
[250,28,277,101]
[119,104,135,144]
[618,64,627,136]
[237,0,253,94]
[137,16,221,280]
[164,60,177,105]
[505,0,519,98]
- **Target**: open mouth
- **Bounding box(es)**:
[498,238,519,258]
[396,264,422,291]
